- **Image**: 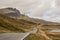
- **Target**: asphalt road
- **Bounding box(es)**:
[0,33,31,40]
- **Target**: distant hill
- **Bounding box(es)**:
[19,16,60,25]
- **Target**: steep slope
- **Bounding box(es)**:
[0,14,37,33]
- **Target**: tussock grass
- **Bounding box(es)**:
[0,14,37,33]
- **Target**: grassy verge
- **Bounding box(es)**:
[24,34,45,40]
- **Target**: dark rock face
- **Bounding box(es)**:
[0,7,21,19]
[5,7,21,17]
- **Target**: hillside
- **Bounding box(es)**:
[0,14,37,33]
[0,8,60,40]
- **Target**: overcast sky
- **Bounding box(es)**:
[0,0,60,23]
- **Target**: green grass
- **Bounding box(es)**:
[24,34,45,40]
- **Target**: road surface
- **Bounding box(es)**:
[0,33,31,40]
